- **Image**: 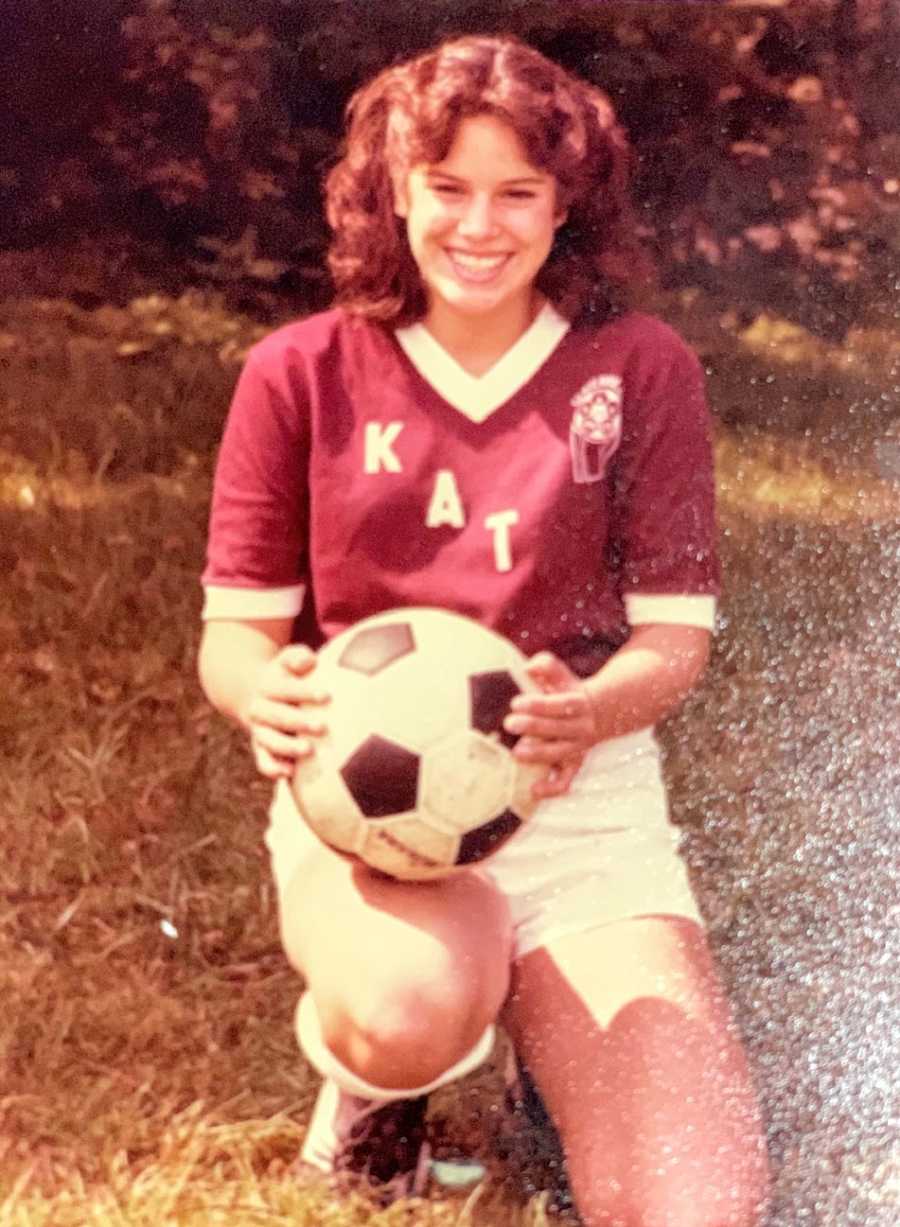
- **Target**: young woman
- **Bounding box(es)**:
[199,34,770,1227]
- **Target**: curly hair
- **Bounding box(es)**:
[324,34,651,327]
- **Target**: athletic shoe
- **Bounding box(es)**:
[498,1050,573,1212]
[299,1078,431,1202]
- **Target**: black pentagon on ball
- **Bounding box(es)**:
[341,735,420,818]
[338,621,415,676]
[456,809,523,865]
[469,670,522,750]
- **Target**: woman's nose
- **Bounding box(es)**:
[457,194,498,239]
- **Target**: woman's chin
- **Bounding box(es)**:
[428,278,531,323]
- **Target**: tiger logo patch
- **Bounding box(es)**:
[569,374,623,483]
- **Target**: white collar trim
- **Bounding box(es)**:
[393,302,571,423]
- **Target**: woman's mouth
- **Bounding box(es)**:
[445,250,511,284]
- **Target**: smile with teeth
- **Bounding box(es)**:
[446,249,511,282]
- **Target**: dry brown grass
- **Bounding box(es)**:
[1,289,898,1225]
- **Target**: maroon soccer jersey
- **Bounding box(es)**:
[202,304,719,676]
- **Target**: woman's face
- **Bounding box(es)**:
[394,113,565,334]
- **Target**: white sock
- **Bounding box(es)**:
[295,991,496,1103]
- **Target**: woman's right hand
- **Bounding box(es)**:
[243,644,330,779]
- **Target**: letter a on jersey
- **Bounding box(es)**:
[364,422,403,473]
[426,469,466,528]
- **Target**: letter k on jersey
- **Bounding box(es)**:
[364,422,404,473]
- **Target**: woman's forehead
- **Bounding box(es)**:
[420,114,550,179]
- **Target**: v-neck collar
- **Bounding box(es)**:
[393,302,571,424]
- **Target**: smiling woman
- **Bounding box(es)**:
[198,32,768,1227]
[324,35,647,332]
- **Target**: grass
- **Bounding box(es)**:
[1,281,899,1225]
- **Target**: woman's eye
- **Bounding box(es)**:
[429,183,539,202]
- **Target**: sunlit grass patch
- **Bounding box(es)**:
[0,1109,561,1226]
[0,1107,564,1226]
[714,426,900,526]
[665,290,900,446]
[0,294,269,479]
[737,313,900,387]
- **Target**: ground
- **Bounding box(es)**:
[0,271,898,1225]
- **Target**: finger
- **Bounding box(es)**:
[510,690,589,719]
[252,725,315,761]
[531,759,582,800]
[505,706,589,731]
[523,651,576,692]
[253,745,296,780]
[261,675,331,705]
[249,696,328,736]
[280,644,319,676]
[504,712,591,741]
[513,736,583,764]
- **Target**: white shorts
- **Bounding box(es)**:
[265,728,702,961]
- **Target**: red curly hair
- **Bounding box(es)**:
[324,34,651,327]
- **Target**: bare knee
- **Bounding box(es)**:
[320,987,491,1090]
[282,861,511,1089]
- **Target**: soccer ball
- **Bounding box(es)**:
[290,607,543,881]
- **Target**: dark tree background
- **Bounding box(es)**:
[2,0,898,344]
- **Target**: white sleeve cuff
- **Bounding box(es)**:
[625,593,717,630]
[201,583,306,621]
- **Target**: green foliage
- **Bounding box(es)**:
[5,1,900,345]
[7,3,898,346]
[0,293,269,478]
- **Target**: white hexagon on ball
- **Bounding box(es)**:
[421,731,515,833]
[361,817,459,881]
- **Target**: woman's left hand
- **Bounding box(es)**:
[503,651,598,799]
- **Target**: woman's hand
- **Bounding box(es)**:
[503,651,597,800]
[243,644,330,780]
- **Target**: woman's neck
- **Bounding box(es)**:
[423,293,544,376]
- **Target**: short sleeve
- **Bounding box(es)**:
[609,334,719,626]
[201,345,310,620]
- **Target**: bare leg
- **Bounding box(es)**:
[279,844,513,1089]
[503,917,770,1227]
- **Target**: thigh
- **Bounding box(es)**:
[280,842,513,1032]
[503,917,770,1227]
